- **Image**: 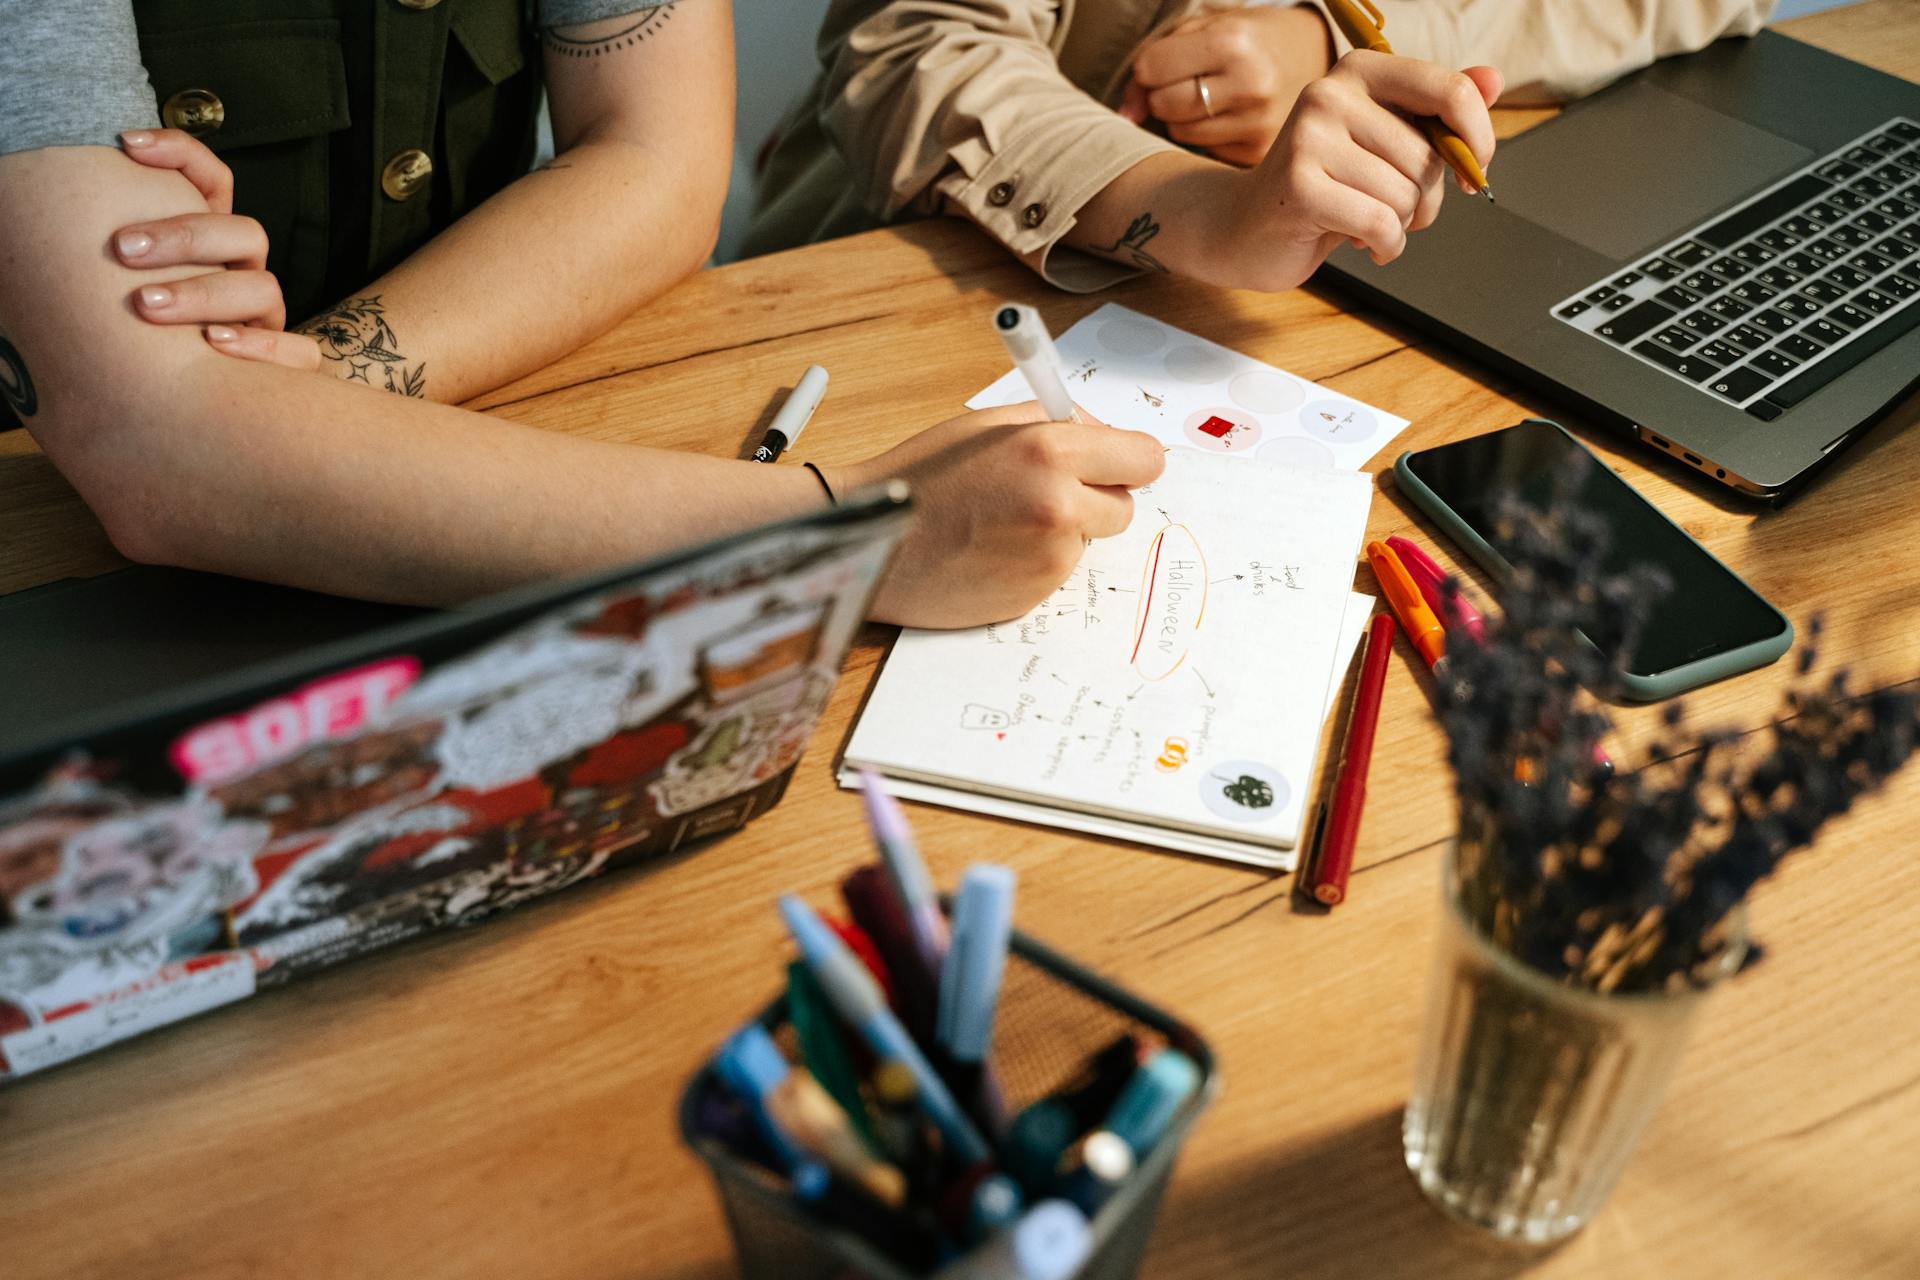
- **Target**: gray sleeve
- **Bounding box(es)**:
[0,2,159,156]
[536,1,691,29]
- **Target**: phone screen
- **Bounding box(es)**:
[1402,422,1787,679]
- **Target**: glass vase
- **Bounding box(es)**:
[1402,848,1746,1244]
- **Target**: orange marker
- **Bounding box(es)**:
[1365,541,1448,675]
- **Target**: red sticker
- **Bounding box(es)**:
[1198,415,1235,439]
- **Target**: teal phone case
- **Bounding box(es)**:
[1392,420,1793,702]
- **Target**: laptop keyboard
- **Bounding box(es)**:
[1551,117,1920,421]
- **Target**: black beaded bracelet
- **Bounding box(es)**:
[802,461,837,505]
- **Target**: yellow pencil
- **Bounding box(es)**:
[1322,0,1494,200]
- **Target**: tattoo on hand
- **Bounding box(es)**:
[0,332,37,419]
[1101,212,1168,274]
[298,296,427,398]
[542,4,674,57]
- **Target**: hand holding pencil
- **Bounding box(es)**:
[1136,45,1501,291]
[1322,0,1501,200]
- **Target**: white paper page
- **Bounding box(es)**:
[845,454,1373,850]
[840,591,1375,870]
[968,303,1409,472]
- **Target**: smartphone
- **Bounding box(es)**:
[1394,420,1792,700]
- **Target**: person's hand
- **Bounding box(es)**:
[1121,4,1335,168]
[824,403,1166,629]
[1209,51,1502,291]
[113,129,321,371]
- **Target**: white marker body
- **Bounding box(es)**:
[768,364,829,448]
[994,305,1082,423]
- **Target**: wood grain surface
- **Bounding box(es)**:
[3,6,1918,1278]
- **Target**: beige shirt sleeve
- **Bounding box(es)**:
[1342,1,1776,104]
[814,0,1776,292]
[815,0,1186,292]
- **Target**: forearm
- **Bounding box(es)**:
[67,358,828,604]
[301,136,720,405]
[1062,151,1252,290]
[3,143,815,606]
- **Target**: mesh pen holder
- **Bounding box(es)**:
[680,925,1218,1280]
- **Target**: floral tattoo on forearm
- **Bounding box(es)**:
[541,4,675,57]
[1099,212,1168,274]
[298,296,426,398]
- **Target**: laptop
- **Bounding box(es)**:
[0,489,909,1080]
[1318,30,1920,500]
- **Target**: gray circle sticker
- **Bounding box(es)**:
[1165,344,1237,385]
[1097,316,1167,356]
[1229,369,1305,414]
[1199,760,1290,823]
[1300,398,1377,444]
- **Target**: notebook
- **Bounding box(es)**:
[841,452,1375,868]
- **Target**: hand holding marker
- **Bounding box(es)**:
[696,771,1204,1275]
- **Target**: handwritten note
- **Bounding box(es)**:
[844,452,1374,858]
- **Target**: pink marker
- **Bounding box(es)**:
[1386,535,1486,644]
[859,768,950,968]
[1387,539,1613,774]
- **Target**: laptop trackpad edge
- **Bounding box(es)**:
[1495,81,1814,262]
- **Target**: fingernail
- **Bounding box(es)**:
[121,130,155,148]
[205,325,239,343]
[115,230,153,260]
[138,285,174,310]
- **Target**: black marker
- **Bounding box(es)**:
[752,365,829,463]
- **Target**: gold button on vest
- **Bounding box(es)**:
[381,149,433,201]
[161,88,226,136]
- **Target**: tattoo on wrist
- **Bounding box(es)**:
[0,332,38,419]
[542,4,675,57]
[298,296,427,398]
[1101,212,1169,274]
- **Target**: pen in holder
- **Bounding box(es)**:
[681,922,1217,1280]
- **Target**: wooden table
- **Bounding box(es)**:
[5,6,1919,1277]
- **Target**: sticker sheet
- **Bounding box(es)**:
[968,303,1409,471]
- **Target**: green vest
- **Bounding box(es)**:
[133,0,544,324]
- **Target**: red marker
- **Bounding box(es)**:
[1309,612,1395,907]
